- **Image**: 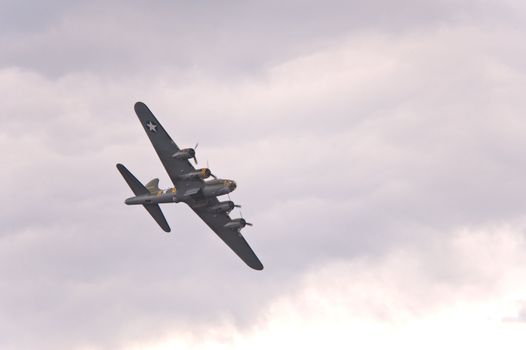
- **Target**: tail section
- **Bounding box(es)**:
[116,163,171,232]
[116,163,149,196]
[142,204,171,232]
[145,178,161,193]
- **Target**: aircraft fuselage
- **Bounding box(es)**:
[124,179,236,206]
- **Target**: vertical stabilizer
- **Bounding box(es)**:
[145,178,161,193]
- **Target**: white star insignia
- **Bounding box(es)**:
[146,121,157,132]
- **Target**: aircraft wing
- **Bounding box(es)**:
[134,101,201,190]
[192,206,264,270]
[134,101,263,270]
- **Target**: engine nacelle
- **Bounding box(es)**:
[224,218,248,230]
[202,179,236,197]
[208,201,235,213]
[178,168,212,180]
[172,148,195,160]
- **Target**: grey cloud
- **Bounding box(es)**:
[0,0,516,78]
[1,1,526,349]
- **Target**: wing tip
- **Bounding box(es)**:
[250,261,264,271]
[134,101,147,113]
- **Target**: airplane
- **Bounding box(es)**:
[116,102,263,270]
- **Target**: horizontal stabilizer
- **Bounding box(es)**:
[116,163,149,196]
[144,204,171,232]
[116,163,171,232]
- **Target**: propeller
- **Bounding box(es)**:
[227,193,242,208]
[192,142,199,164]
[240,210,253,227]
[206,160,217,179]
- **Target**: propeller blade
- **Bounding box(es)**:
[205,160,216,178]
[194,143,199,164]
[239,210,252,226]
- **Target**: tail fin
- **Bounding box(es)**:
[145,178,161,193]
[116,163,171,232]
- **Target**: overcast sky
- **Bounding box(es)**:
[1,0,526,349]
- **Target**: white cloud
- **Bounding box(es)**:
[137,224,526,350]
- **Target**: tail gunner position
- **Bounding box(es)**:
[117,102,262,270]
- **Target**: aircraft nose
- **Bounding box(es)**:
[230,181,237,191]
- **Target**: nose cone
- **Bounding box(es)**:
[229,181,237,191]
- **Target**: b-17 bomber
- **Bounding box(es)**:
[117,102,263,270]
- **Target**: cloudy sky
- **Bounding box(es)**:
[1,0,526,349]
